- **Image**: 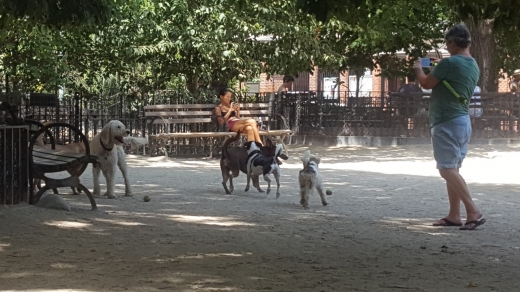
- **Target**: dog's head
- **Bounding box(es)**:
[309,156,321,164]
[262,138,289,163]
[301,150,320,168]
[100,120,130,146]
[243,141,262,154]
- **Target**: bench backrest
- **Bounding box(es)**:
[143,102,272,124]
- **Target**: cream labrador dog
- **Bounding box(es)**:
[90,120,132,199]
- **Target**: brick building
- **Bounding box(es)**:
[253,48,513,95]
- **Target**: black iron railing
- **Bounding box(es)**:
[0,125,29,205]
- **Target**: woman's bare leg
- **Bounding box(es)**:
[244,119,262,143]
[231,119,263,144]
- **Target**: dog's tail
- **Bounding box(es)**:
[123,137,149,150]
[301,150,311,165]
[35,133,45,147]
[275,143,288,165]
[221,131,241,159]
[35,121,53,147]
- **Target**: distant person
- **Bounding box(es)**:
[509,69,520,92]
[397,76,422,95]
[277,75,294,97]
[396,78,423,116]
[468,85,482,117]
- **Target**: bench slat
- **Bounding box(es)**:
[33,147,87,159]
[150,129,292,139]
[150,132,236,138]
[144,109,270,117]
[259,130,292,135]
[153,118,212,124]
[144,104,215,110]
[144,103,269,110]
[32,146,93,173]
[145,111,213,117]
[152,117,272,125]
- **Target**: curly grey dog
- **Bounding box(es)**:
[299,150,328,209]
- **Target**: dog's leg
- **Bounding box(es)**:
[229,177,235,193]
[117,147,132,197]
[273,169,281,199]
[252,175,264,193]
[263,174,271,195]
[103,164,118,199]
[300,187,310,209]
[316,183,328,206]
[245,171,251,192]
[92,166,101,197]
[221,171,232,194]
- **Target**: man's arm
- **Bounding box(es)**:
[413,61,440,89]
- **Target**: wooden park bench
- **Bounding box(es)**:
[143,95,292,157]
[28,122,99,210]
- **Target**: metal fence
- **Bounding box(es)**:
[0,125,29,205]
[9,90,520,143]
[277,91,520,139]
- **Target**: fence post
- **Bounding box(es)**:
[84,98,90,139]
[293,94,301,136]
[74,94,80,141]
[55,89,60,122]
[267,93,274,131]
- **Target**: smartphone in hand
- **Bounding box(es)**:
[421,58,433,67]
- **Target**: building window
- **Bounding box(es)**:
[348,69,372,97]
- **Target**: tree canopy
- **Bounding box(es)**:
[0,0,118,28]
[1,0,519,100]
[296,0,520,92]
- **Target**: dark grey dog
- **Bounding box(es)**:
[220,132,288,194]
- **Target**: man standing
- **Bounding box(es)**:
[413,24,485,231]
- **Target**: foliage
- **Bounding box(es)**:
[297,0,520,90]
[0,0,119,28]
[6,0,520,104]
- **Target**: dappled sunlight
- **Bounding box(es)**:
[43,220,91,229]
[178,252,248,259]
[93,218,146,226]
[0,243,10,252]
[325,182,350,186]
[50,263,77,269]
[187,285,237,291]
[159,201,197,207]
[0,290,97,292]
[126,155,220,169]
[0,272,34,280]
[2,143,520,291]
[379,218,459,237]
[167,215,257,227]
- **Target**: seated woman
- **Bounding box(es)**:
[214,88,263,144]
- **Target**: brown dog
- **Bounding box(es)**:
[220,132,288,194]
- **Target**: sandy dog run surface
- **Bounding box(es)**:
[1,143,520,291]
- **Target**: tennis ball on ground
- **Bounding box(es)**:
[326,190,332,196]
[143,196,151,202]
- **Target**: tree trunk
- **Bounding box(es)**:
[355,70,363,98]
[186,75,199,98]
[466,18,497,93]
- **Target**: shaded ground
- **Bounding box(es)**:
[1,144,520,292]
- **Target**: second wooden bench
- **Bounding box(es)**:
[143,98,291,157]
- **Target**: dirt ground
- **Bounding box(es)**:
[1,143,520,292]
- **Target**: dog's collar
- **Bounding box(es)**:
[100,138,113,152]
